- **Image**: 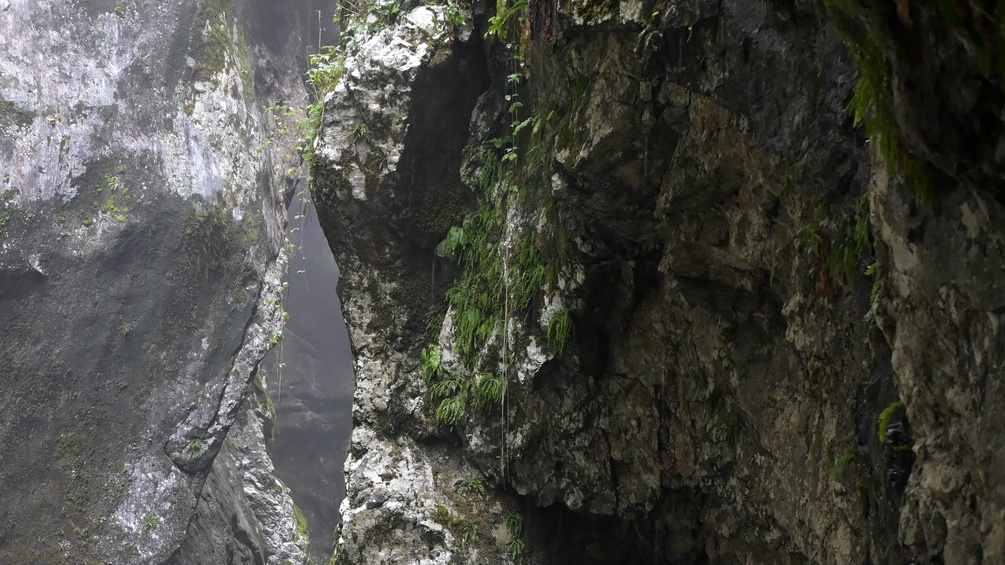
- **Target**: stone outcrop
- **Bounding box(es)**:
[313,0,1005,563]
[0,0,332,562]
[825,2,1005,560]
[313,7,518,563]
[172,372,310,565]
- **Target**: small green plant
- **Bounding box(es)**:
[546,309,572,354]
[103,192,129,223]
[445,0,466,29]
[461,521,478,544]
[473,373,505,409]
[506,538,525,563]
[866,262,883,305]
[839,27,899,169]
[431,504,450,525]
[142,513,159,532]
[435,396,464,428]
[426,373,458,401]
[440,185,508,364]
[443,225,466,258]
[120,322,133,335]
[504,510,524,562]
[504,511,522,537]
[293,504,310,539]
[457,477,487,497]
[104,173,123,192]
[829,449,856,480]
[186,438,206,454]
[297,43,347,165]
[348,123,369,142]
[878,401,905,443]
[510,232,547,311]
[307,45,346,96]
[420,345,443,382]
[485,0,527,40]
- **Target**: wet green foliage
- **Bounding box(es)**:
[421,344,443,382]
[473,373,506,409]
[546,309,572,355]
[878,401,905,443]
[435,396,464,427]
[299,45,346,166]
[829,194,872,289]
[457,477,487,497]
[504,511,524,563]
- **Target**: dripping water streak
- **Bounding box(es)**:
[502,213,510,488]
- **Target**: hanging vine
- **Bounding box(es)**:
[420,0,573,489]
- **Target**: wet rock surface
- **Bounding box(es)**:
[313,0,1005,564]
[0,0,335,562]
[833,1,1005,559]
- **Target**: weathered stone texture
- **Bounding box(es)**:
[314,0,1005,563]
[0,0,330,562]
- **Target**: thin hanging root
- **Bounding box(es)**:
[501,215,510,487]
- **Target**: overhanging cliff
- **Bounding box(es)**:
[312,0,1005,563]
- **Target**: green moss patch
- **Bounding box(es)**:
[0,99,36,128]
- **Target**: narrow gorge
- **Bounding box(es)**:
[1,0,1004,564]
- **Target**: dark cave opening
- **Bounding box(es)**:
[524,499,711,565]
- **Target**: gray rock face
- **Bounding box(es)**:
[313,7,515,563]
[0,0,333,562]
[313,0,1005,564]
[172,372,310,565]
[824,2,1005,560]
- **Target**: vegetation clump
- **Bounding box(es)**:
[299,0,414,167]
[878,401,905,443]
[142,513,159,533]
[546,309,572,355]
[416,0,578,441]
[186,438,205,454]
[298,44,346,166]
[504,511,524,563]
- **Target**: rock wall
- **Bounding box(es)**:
[827,2,1005,560]
[313,0,1005,563]
[0,0,332,562]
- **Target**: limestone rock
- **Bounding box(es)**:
[0,0,331,562]
[314,0,1005,563]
